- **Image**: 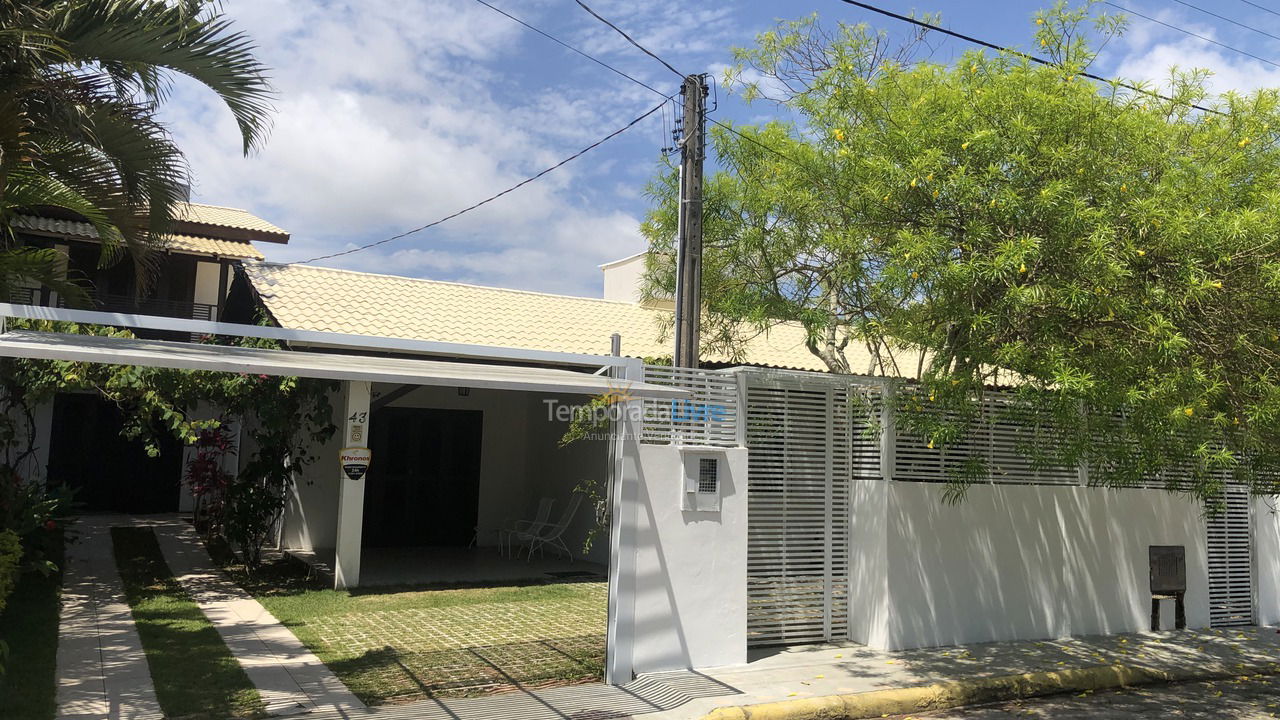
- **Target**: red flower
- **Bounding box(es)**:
[44,519,57,531]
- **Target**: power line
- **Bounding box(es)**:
[1236,0,1280,19]
[295,96,673,264]
[1100,1,1280,69]
[1168,0,1280,44]
[835,0,1221,114]
[470,0,666,97]
[573,0,684,78]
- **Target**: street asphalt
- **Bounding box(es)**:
[910,673,1280,718]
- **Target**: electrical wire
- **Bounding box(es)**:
[835,0,1221,114]
[1167,0,1280,44]
[1236,0,1280,19]
[295,96,673,264]
[469,0,667,97]
[573,0,684,78]
[1100,1,1280,68]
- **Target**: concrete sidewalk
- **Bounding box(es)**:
[641,625,1280,719]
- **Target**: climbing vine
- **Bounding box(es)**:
[0,318,336,571]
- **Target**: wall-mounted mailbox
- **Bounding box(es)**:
[1149,545,1186,594]
[1149,545,1187,631]
[681,450,722,512]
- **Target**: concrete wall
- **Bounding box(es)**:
[1256,497,1280,626]
[850,481,1212,651]
[616,441,749,675]
[848,479,890,647]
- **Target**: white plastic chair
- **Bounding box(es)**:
[513,493,584,562]
[499,497,555,557]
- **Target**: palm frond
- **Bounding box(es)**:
[50,0,274,153]
[0,247,89,307]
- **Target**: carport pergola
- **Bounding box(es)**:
[0,303,685,592]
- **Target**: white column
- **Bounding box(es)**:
[334,380,371,590]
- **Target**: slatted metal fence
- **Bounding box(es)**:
[1207,485,1255,627]
[639,365,739,448]
[741,372,881,647]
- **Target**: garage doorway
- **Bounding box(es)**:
[362,407,483,548]
[46,392,183,513]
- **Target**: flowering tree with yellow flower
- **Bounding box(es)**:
[641,1,1280,502]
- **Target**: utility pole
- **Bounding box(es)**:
[673,74,707,369]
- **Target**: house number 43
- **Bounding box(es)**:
[348,411,368,444]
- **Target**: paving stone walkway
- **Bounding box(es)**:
[55,515,163,720]
[146,516,364,716]
[54,514,365,719]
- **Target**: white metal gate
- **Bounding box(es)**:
[743,372,878,647]
[1207,486,1254,627]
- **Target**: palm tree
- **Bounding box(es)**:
[0,0,271,301]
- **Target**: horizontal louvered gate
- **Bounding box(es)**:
[743,372,879,647]
[1207,486,1254,627]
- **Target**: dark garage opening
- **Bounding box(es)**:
[46,392,183,513]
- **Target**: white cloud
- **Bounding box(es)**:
[157,0,722,296]
[1102,6,1280,96]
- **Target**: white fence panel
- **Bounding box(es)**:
[640,365,739,448]
[892,391,1079,485]
[742,372,880,647]
[1207,485,1255,627]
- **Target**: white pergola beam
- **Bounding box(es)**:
[0,330,688,398]
[0,302,629,368]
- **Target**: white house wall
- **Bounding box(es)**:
[858,482,1211,651]
[10,398,53,484]
[279,384,614,558]
[193,260,224,318]
[278,393,344,551]
[523,392,611,564]
[1256,497,1280,626]
[383,384,532,547]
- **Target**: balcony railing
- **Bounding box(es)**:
[8,288,214,322]
[90,294,215,322]
[8,288,217,341]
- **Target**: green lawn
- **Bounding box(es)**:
[111,527,264,720]
[222,550,607,705]
[0,533,64,720]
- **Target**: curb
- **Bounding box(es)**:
[702,662,1279,720]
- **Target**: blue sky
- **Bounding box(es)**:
[160,0,1280,297]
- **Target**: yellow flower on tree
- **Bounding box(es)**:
[833,128,846,141]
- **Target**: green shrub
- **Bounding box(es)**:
[0,529,20,616]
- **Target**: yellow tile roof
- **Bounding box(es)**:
[14,212,264,259]
[161,234,264,260]
[177,203,288,237]
[244,262,845,371]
